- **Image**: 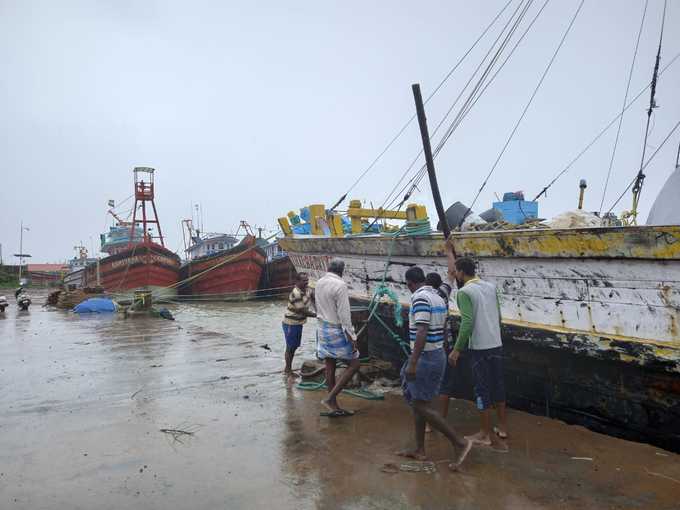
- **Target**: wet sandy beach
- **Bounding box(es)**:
[1,293,679,510]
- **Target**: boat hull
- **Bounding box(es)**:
[84,243,180,300]
[280,226,680,451]
[260,256,297,297]
[179,244,266,301]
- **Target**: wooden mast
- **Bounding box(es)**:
[412,83,450,240]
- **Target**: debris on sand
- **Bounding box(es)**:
[160,428,196,444]
[381,462,437,474]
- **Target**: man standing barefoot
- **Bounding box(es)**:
[398,266,472,471]
[282,272,315,378]
[315,259,360,417]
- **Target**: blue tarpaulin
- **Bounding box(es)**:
[73,297,117,314]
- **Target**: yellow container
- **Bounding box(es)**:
[278,217,292,236]
[406,203,428,221]
[308,204,326,235]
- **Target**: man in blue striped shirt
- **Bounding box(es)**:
[397,266,472,471]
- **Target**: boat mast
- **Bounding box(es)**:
[129,167,166,247]
[411,83,450,239]
[630,0,667,224]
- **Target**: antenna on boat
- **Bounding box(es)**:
[412,83,451,240]
[129,167,166,247]
[675,141,680,169]
[630,0,667,224]
[578,179,588,210]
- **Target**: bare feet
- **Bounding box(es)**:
[490,436,509,453]
[449,438,473,471]
[395,449,428,461]
[465,430,492,446]
[493,425,508,439]
[284,371,300,379]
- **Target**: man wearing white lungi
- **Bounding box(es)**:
[315,258,360,417]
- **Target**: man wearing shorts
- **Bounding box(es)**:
[282,273,315,378]
[424,271,455,431]
[448,251,508,451]
[397,266,472,471]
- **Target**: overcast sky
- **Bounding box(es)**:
[1,0,679,263]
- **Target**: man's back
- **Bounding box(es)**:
[315,272,355,338]
[458,279,502,350]
[315,273,343,323]
[409,285,448,351]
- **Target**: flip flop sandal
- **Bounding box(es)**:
[320,410,350,418]
[493,426,508,439]
[337,409,355,416]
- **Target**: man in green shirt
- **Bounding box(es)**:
[448,247,508,451]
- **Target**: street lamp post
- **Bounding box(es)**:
[17,222,30,281]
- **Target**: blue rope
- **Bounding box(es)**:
[362,218,432,354]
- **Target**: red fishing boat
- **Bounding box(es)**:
[83,167,180,300]
[179,221,265,300]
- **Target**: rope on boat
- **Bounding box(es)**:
[355,219,434,357]
[165,231,281,291]
[109,230,284,305]
[328,0,515,211]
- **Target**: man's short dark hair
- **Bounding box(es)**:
[455,257,476,277]
[296,272,309,281]
[425,272,442,288]
[405,266,426,284]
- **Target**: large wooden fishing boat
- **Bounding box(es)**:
[83,167,180,301]
[178,220,267,301]
[280,216,680,451]
[278,1,680,451]
[179,235,266,300]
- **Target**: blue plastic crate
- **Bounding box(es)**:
[492,200,538,225]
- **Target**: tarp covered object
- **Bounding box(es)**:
[73,297,117,314]
[547,210,602,229]
[647,166,680,226]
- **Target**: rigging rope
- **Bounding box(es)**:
[629,0,667,224]
[377,0,541,216]
[430,0,536,162]
[533,50,680,201]
[385,0,551,213]
[164,231,280,291]
[460,0,585,226]
[605,118,680,216]
[328,0,515,210]
[598,0,649,216]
